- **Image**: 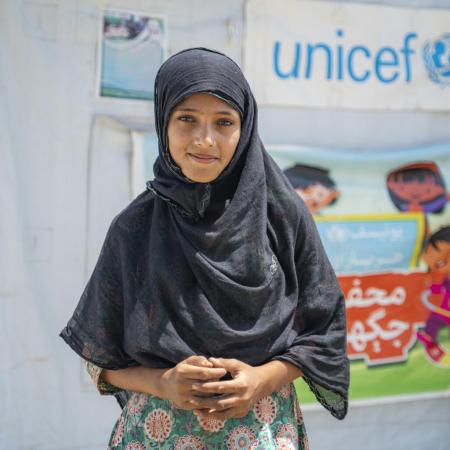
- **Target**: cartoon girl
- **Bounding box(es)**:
[386,161,448,214]
[283,164,339,215]
[417,226,450,366]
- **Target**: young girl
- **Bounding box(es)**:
[386,161,448,215]
[417,226,450,366]
[60,48,349,449]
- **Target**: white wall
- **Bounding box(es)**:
[1,0,449,448]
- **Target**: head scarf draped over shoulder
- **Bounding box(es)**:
[60,48,349,419]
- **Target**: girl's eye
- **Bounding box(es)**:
[177,115,194,122]
[218,119,233,126]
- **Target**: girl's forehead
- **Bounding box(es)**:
[174,92,239,113]
[426,241,450,257]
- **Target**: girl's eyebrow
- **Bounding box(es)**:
[175,107,234,115]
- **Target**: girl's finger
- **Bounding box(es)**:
[190,394,237,410]
[192,379,242,394]
[183,355,213,367]
[179,365,227,380]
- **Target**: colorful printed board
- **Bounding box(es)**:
[133,136,450,401]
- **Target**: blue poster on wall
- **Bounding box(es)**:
[315,213,425,274]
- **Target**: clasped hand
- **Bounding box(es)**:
[162,355,262,420]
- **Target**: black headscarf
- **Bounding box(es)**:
[60,48,349,419]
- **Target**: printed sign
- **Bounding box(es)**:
[270,142,450,401]
[133,135,450,400]
[341,272,431,365]
[315,213,425,274]
[244,0,450,110]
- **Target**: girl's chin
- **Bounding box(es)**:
[184,169,221,183]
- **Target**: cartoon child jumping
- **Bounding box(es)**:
[417,226,450,367]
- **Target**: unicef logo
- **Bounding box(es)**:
[423,34,450,86]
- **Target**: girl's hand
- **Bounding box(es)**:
[160,355,227,410]
[190,357,264,420]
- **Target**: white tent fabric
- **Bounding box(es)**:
[1,0,450,448]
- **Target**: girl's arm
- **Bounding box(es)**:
[101,365,168,398]
[100,356,227,410]
[253,359,303,398]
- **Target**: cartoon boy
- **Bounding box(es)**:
[283,164,339,215]
[417,226,450,365]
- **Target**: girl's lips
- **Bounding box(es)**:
[188,153,219,164]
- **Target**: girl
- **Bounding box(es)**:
[60,48,349,449]
[386,161,448,214]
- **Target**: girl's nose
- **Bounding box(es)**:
[196,123,215,147]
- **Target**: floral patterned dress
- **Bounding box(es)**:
[86,362,309,450]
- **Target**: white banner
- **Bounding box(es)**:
[244,0,450,110]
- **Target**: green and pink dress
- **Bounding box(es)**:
[86,362,309,450]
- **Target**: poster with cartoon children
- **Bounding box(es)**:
[133,137,450,401]
[261,143,450,402]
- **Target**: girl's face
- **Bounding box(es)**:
[387,173,445,204]
[423,241,450,276]
[295,183,338,214]
[167,92,241,183]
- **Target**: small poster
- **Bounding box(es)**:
[97,9,167,101]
